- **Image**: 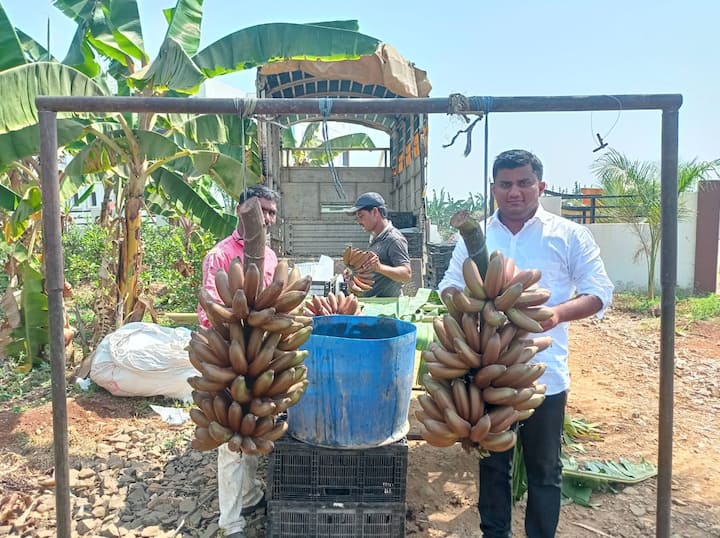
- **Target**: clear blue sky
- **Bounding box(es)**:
[4,0,717,198]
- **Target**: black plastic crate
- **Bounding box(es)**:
[268,436,408,502]
[400,230,423,257]
[388,211,416,230]
[266,500,406,538]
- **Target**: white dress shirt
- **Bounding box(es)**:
[438,205,614,395]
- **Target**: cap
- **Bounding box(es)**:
[346,192,386,214]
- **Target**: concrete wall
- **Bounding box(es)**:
[542,194,699,293]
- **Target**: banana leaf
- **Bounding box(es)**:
[64,129,181,176]
[54,0,148,64]
[0,183,21,211]
[62,21,101,77]
[150,168,236,238]
[8,186,42,240]
[0,62,107,134]
[306,20,361,31]
[303,134,376,165]
[512,440,528,502]
[106,0,147,61]
[128,37,204,94]
[0,119,88,168]
[512,447,657,507]
[0,4,26,70]
[358,288,433,321]
[163,114,258,147]
[15,29,55,62]
[161,0,203,56]
[562,456,657,484]
[191,22,381,79]
[7,262,49,370]
[190,150,260,198]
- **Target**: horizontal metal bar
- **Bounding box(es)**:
[36,94,683,115]
[286,147,390,151]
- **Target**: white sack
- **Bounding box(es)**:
[90,322,197,400]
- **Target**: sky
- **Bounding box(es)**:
[4,0,718,199]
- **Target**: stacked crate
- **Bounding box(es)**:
[425,242,455,289]
[266,436,408,537]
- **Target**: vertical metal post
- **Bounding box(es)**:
[656,107,679,538]
[39,110,71,538]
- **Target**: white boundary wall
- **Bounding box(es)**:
[541,194,698,293]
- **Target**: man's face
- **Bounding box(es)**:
[491,164,546,223]
[258,198,278,228]
[354,207,380,232]
[237,197,278,228]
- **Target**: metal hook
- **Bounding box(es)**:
[592,132,609,153]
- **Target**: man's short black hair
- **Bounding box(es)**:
[238,185,280,205]
[492,149,544,181]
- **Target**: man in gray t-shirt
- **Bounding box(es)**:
[346,192,412,297]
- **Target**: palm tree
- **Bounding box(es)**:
[591,149,719,299]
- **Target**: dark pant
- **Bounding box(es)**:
[478,391,567,538]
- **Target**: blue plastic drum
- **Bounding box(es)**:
[287,315,417,448]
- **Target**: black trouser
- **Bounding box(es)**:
[478,391,567,538]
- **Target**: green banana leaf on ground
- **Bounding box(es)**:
[515,440,657,507]
[560,456,657,507]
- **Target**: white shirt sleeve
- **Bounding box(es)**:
[568,226,614,318]
[437,238,469,294]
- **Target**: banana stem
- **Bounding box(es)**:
[450,210,489,278]
[239,197,266,277]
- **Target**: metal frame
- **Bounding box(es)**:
[36,93,681,538]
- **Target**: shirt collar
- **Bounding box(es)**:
[371,221,393,243]
[488,203,549,231]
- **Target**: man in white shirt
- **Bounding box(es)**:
[438,149,614,538]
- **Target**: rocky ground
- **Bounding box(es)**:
[1,308,719,537]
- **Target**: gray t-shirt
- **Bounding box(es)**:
[364,224,410,297]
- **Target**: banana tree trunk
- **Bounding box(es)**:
[119,180,144,320]
[99,183,114,227]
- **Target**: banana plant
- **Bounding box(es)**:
[0,1,112,364]
[0,3,107,168]
[281,122,376,166]
[48,0,381,321]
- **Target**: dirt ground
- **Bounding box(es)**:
[1,308,719,537]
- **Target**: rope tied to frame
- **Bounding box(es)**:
[233,98,258,201]
[319,97,347,199]
[443,93,488,157]
[233,97,257,118]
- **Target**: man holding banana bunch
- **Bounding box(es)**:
[198,185,281,537]
[439,149,613,538]
[346,191,412,296]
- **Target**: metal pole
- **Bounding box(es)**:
[36,94,683,115]
[39,110,71,538]
[656,107,679,538]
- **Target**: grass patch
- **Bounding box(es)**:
[0,361,52,410]
[677,293,720,321]
[611,291,720,323]
[610,292,659,315]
